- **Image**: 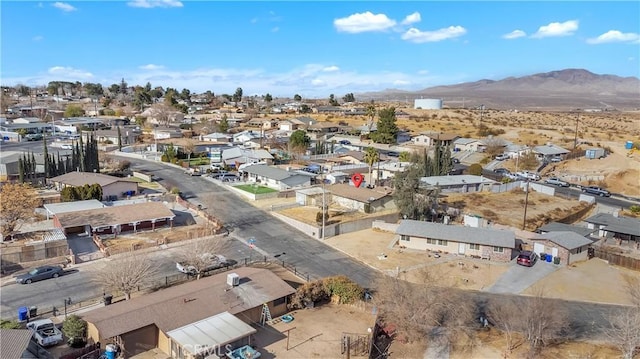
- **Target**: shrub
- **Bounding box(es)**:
[629,205,640,214]
[0,319,21,329]
[289,280,328,309]
[62,315,87,340]
[316,211,329,224]
[468,163,483,176]
[323,275,364,304]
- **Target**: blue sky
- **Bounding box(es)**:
[1,1,639,97]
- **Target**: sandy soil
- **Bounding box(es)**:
[441,191,592,231]
[400,259,511,291]
[279,205,395,226]
[522,258,637,305]
[258,303,377,359]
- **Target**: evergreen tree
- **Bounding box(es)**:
[117,126,122,150]
[18,158,24,183]
[78,132,85,172]
[372,107,399,144]
[30,152,36,181]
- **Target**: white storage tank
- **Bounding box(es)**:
[414,98,443,110]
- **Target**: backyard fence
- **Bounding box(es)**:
[593,248,640,271]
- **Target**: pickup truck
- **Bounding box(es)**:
[516,171,541,181]
[581,186,611,197]
[27,319,63,347]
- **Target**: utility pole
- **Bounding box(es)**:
[522,180,530,230]
[321,168,326,241]
[573,111,580,149]
[479,104,485,129]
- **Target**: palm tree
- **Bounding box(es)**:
[364,147,380,187]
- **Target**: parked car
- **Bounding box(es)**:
[60,144,73,150]
[452,158,460,164]
[516,251,538,267]
[493,168,510,175]
[545,177,570,187]
[27,319,63,347]
[220,174,240,182]
[516,171,541,181]
[25,134,43,141]
[176,254,234,275]
[582,186,611,197]
[387,151,399,157]
[495,154,510,161]
[338,140,351,145]
[550,156,563,163]
[15,265,64,284]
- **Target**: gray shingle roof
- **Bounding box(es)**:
[585,213,640,236]
[536,222,596,237]
[244,164,292,180]
[0,329,33,359]
[396,220,515,248]
[534,231,593,250]
[532,144,569,156]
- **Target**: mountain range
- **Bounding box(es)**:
[358,69,640,111]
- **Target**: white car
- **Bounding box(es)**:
[60,144,73,150]
[495,154,510,161]
[176,254,229,275]
[516,171,541,181]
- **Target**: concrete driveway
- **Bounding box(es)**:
[484,259,559,294]
[67,234,103,262]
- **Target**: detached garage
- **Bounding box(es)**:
[531,231,593,265]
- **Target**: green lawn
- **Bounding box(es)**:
[235,184,278,194]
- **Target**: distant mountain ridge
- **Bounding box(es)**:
[358,69,640,111]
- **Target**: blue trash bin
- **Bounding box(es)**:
[104,344,117,359]
[18,306,28,322]
[546,255,552,263]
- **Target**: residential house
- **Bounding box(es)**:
[532,143,570,161]
[584,213,640,244]
[536,222,596,237]
[503,143,529,158]
[453,138,483,152]
[151,127,183,140]
[314,106,343,114]
[530,231,593,265]
[43,199,105,220]
[374,161,411,182]
[306,122,341,135]
[243,164,311,190]
[291,116,316,128]
[413,132,459,147]
[94,128,139,145]
[278,120,298,131]
[53,201,175,236]
[232,130,263,144]
[201,132,232,143]
[222,148,274,167]
[140,107,184,125]
[419,175,497,193]
[12,117,42,124]
[327,183,395,213]
[50,172,139,201]
[396,130,412,143]
[82,267,295,358]
[396,220,515,261]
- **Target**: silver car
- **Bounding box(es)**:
[545,177,569,187]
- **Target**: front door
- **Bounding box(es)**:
[458,242,466,255]
[534,243,545,255]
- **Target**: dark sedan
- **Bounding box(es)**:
[15,265,64,284]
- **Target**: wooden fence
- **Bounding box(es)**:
[593,248,640,271]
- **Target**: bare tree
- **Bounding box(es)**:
[173,236,228,280]
[183,139,196,167]
[373,269,474,344]
[483,137,507,158]
[521,289,569,356]
[623,274,640,307]
[605,307,640,359]
[0,183,42,240]
[487,296,525,355]
[93,254,158,300]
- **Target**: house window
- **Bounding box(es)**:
[274,297,286,306]
[576,247,583,254]
[400,235,409,242]
[427,239,447,246]
[493,246,504,253]
[469,244,480,250]
[438,240,448,246]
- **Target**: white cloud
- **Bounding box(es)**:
[401,26,467,43]
[271,27,279,33]
[52,2,77,12]
[322,66,340,72]
[417,70,429,75]
[32,35,44,42]
[586,30,640,44]
[139,64,164,70]
[334,12,396,33]
[502,30,526,39]
[401,12,421,25]
[531,20,578,38]
[127,0,183,9]
[47,66,94,80]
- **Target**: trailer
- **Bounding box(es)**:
[585,147,606,159]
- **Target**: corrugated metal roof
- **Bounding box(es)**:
[536,222,595,237]
[55,202,175,228]
[44,199,105,215]
[534,231,593,250]
[167,312,257,355]
[396,220,515,248]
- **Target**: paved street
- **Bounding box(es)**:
[0,237,252,319]
[485,259,559,294]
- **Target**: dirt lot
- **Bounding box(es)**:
[400,259,510,291]
[441,191,593,231]
[279,205,395,226]
[257,303,377,359]
[523,258,638,305]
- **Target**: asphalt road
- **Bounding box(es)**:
[0,238,252,319]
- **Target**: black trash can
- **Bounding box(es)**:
[29,306,38,318]
[103,295,113,306]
